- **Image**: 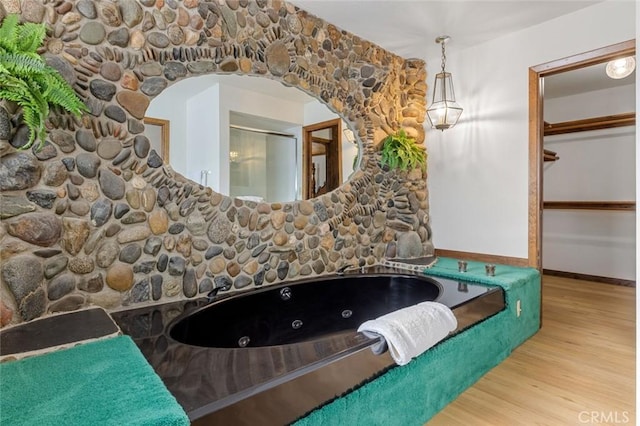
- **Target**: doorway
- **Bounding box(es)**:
[302,118,342,199]
[528,40,636,275]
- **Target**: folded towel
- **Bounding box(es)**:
[357,301,458,366]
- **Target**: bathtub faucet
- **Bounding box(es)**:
[336,263,364,275]
[206,283,232,302]
[336,264,356,276]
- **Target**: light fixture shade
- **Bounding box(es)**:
[427,72,463,131]
[605,56,636,79]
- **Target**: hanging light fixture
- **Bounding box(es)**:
[427,36,463,131]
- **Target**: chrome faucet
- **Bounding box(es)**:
[336,264,356,276]
[206,282,232,302]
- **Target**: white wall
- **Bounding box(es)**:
[543,86,635,280]
[144,84,188,175]
[187,85,220,188]
[425,0,636,260]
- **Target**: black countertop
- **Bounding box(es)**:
[110,266,504,421]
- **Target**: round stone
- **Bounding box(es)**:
[119,244,142,264]
[100,62,122,81]
[107,27,129,47]
[68,256,95,274]
[32,142,57,162]
[79,21,106,45]
[265,41,290,76]
[209,258,226,274]
[133,135,150,158]
[234,275,252,289]
[42,162,68,187]
[1,256,43,304]
[96,139,122,159]
[115,91,149,120]
[164,62,187,80]
[207,216,232,244]
[77,0,97,18]
[167,24,185,45]
[6,213,61,247]
[397,231,423,258]
[0,153,41,191]
[130,30,146,49]
[148,32,170,48]
[120,0,143,27]
[116,226,151,243]
[25,190,56,210]
[106,263,134,292]
[80,182,100,202]
[183,269,197,297]
[99,169,125,200]
[69,200,90,216]
[76,130,97,152]
[89,79,117,101]
[90,198,113,227]
[149,210,169,234]
[78,274,104,293]
[140,62,163,76]
[96,240,120,268]
[76,153,101,178]
[140,77,167,96]
[49,295,86,313]
[105,105,127,123]
[47,274,76,301]
[141,188,156,212]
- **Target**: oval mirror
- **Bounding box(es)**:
[145,74,360,203]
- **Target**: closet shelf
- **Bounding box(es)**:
[543,201,636,211]
[544,112,635,136]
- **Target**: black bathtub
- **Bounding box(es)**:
[112,267,504,425]
[170,274,444,349]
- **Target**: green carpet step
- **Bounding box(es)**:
[294,258,540,425]
[0,335,190,426]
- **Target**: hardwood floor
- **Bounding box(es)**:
[428,275,636,426]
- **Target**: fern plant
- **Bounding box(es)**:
[0,14,88,150]
[379,129,426,171]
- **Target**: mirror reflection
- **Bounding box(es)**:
[145,74,359,202]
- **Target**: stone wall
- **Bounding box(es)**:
[0,0,432,326]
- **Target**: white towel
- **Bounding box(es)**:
[357,301,458,366]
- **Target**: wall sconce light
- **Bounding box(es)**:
[343,128,357,144]
[427,35,463,131]
[605,56,636,79]
[229,151,239,162]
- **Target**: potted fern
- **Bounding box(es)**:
[0,14,87,150]
[379,129,426,172]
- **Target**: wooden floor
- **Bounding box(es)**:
[429,275,636,426]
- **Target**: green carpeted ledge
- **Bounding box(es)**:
[0,335,189,426]
[294,257,540,426]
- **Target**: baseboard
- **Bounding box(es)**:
[543,269,636,287]
[434,249,529,268]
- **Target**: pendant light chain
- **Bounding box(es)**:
[440,40,446,73]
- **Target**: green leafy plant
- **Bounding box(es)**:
[379,129,426,171]
[0,14,88,150]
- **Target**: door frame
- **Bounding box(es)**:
[302,118,342,199]
[527,39,636,269]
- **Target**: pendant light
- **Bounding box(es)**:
[427,36,463,131]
